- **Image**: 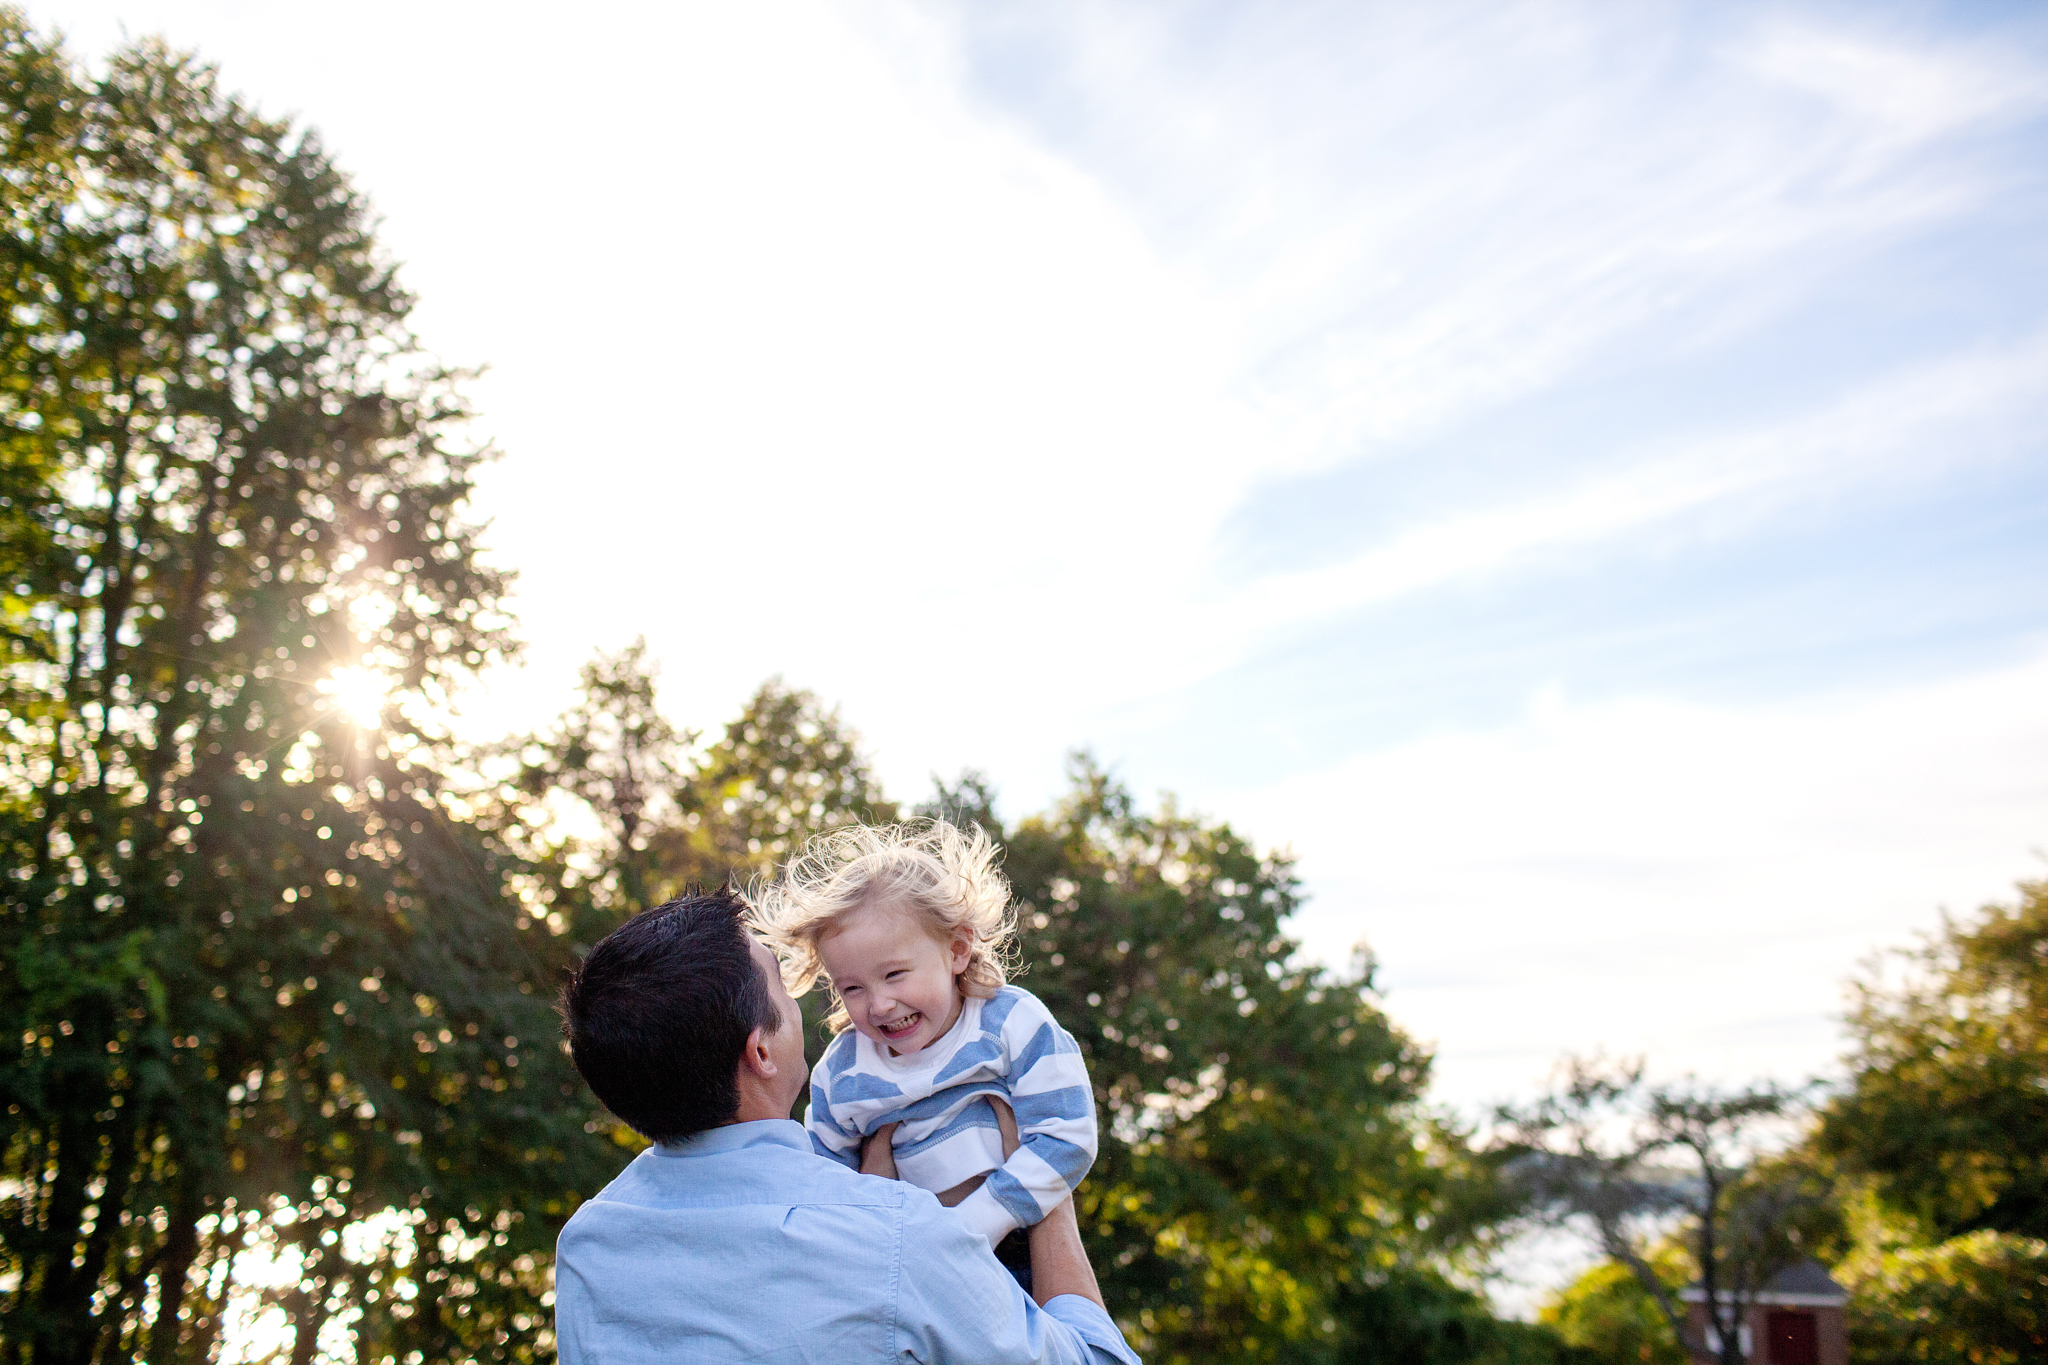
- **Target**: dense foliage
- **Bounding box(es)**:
[1820,881,2048,1363]
[1820,878,2048,1242]
[1537,1245,1687,1365]
[1842,1229,2048,1365]
[489,642,895,929]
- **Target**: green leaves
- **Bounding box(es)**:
[1819,879,2048,1241]
[491,650,896,929]
[1539,1247,1689,1365]
[664,678,898,885]
[1804,879,2048,1362]
[1843,1230,2048,1364]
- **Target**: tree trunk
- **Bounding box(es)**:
[287,1267,326,1365]
[147,1190,205,1365]
[177,1244,232,1365]
[30,1104,105,1365]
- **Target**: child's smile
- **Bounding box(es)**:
[878,1012,924,1042]
[818,899,975,1057]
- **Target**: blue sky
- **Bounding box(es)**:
[34,1,2048,1123]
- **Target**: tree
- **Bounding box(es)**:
[656,677,896,889]
[1819,878,2048,1240]
[0,19,616,1365]
[490,638,693,924]
[1842,1229,2048,1365]
[1814,877,2048,1362]
[1493,1059,1816,1365]
[979,755,1526,1365]
[1538,1245,1690,1365]
[492,657,895,924]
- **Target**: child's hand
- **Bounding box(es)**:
[859,1122,900,1179]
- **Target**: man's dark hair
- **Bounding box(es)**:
[559,886,783,1144]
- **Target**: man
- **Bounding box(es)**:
[553,887,1142,1364]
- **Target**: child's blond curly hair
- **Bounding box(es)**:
[751,820,1016,1034]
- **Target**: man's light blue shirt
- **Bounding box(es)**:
[554,1119,1142,1365]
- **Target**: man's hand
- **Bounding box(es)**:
[859,1122,900,1179]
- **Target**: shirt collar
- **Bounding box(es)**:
[655,1118,810,1159]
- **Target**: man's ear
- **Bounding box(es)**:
[740,1025,780,1079]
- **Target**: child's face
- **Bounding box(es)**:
[817,899,972,1057]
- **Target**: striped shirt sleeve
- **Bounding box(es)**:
[954,989,1098,1245]
[804,1034,864,1168]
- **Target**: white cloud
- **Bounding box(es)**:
[1739,19,2048,154]
[1218,652,2048,1110]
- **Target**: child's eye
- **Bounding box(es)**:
[840,984,861,995]
[885,970,906,980]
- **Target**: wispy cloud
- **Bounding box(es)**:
[1738,18,2048,155]
[1217,331,2048,643]
[939,4,2048,471]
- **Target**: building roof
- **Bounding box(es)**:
[1763,1260,1847,1299]
[1677,1259,1848,1307]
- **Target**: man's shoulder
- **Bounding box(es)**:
[768,1143,917,1208]
[553,1144,1008,1363]
[566,1132,911,1223]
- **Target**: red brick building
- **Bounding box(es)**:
[1679,1260,1847,1365]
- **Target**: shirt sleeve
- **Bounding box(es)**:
[891,1191,1140,1365]
[1041,1297,1144,1365]
[551,1239,595,1365]
[953,993,1099,1244]
[804,1056,862,1169]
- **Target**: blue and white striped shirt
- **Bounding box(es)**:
[805,985,1097,1246]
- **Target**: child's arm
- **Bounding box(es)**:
[804,1071,864,1168]
[803,1038,866,1169]
[951,995,1098,1246]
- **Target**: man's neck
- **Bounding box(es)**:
[725,1107,790,1126]
[729,1078,795,1125]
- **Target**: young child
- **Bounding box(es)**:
[752,820,1097,1262]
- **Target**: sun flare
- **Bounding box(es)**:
[321,665,391,729]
